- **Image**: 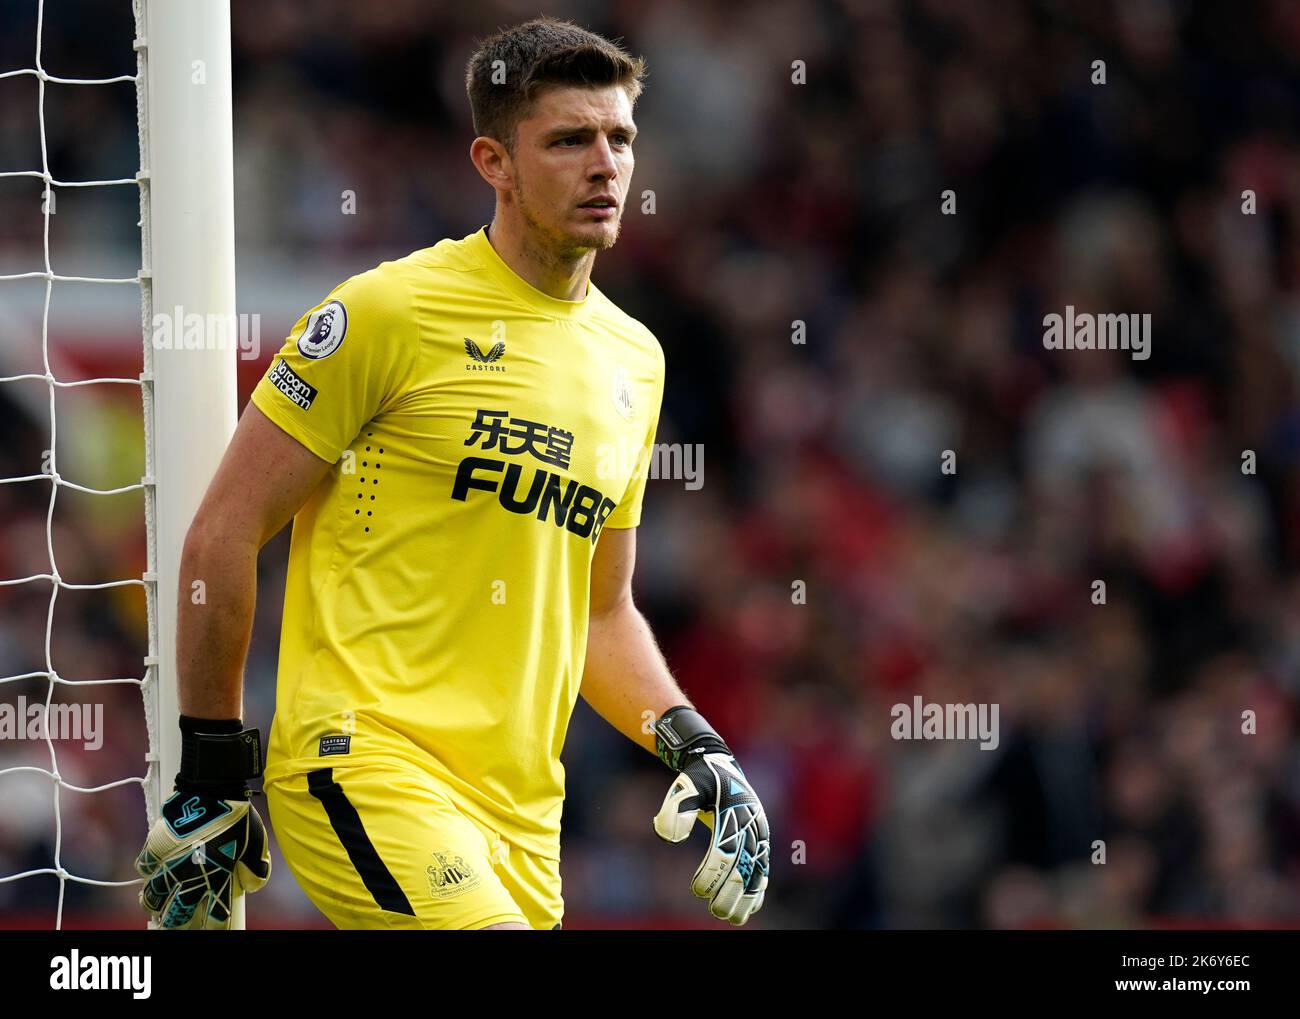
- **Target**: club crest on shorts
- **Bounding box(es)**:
[297,300,347,359]
[426,850,481,899]
[612,365,635,420]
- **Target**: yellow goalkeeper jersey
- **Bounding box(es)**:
[252,226,664,861]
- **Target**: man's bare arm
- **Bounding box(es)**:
[580,525,690,754]
[584,526,771,925]
[177,401,333,719]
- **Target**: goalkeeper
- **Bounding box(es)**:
[135,17,769,930]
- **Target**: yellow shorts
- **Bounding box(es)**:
[264,761,563,930]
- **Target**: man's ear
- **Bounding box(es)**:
[470,136,514,192]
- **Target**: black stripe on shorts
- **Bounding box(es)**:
[307,767,415,916]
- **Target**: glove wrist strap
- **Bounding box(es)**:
[653,705,731,771]
[176,715,263,799]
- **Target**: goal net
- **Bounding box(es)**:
[0,0,237,929]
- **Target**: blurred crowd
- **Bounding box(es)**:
[2,0,1300,928]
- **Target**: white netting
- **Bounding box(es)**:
[0,0,158,928]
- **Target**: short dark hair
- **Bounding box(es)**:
[465,17,647,152]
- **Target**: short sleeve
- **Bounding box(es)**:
[250,265,418,463]
[603,344,665,530]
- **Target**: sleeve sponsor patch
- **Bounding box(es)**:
[268,357,318,409]
[318,734,351,756]
[297,300,348,359]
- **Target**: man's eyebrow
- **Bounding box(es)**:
[544,123,638,139]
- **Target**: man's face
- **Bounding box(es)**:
[508,84,636,255]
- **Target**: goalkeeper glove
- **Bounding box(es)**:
[135,715,271,929]
[652,705,770,925]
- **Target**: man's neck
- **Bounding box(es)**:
[486,216,595,302]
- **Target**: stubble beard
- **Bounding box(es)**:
[515,175,620,264]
